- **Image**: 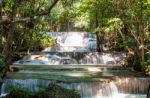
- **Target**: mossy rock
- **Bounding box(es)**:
[5,87,33,98]
[4,83,81,98]
[34,83,80,98]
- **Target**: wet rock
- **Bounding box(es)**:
[34,83,80,98]
[4,83,80,98]
[5,87,33,98]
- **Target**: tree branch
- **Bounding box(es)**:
[0,0,59,25]
[130,28,150,52]
[34,0,59,16]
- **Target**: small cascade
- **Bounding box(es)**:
[0,79,120,98]
[1,79,51,94]
[1,77,149,98]
[0,32,149,98]
[115,78,150,94]
[43,32,97,52]
[13,52,126,65]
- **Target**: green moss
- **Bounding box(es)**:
[5,87,34,98]
[34,83,80,98]
[4,84,81,98]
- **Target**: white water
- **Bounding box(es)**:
[13,52,126,65]
[1,78,149,98]
[84,94,146,98]
[1,32,149,98]
[44,32,97,52]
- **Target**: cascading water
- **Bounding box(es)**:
[13,52,126,65]
[0,32,150,98]
[1,78,149,98]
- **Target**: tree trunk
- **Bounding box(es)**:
[3,0,22,63]
[0,0,3,44]
[0,0,4,94]
[139,22,145,72]
[135,0,145,72]
[95,11,101,52]
[130,0,146,72]
[1,0,20,80]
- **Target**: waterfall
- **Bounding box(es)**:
[1,78,149,98]
[0,32,149,98]
[1,79,118,97]
[13,52,126,65]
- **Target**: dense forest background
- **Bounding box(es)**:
[0,0,149,73]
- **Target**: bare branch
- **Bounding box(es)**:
[130,28,150,51]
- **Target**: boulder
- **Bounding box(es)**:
[34,83,80,98]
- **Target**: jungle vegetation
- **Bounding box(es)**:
[0,0,149,73]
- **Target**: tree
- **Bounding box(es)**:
[70,0,150,71]
[0,0,59,65]
[0,0,60,83]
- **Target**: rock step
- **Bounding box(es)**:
[6,72,112,83]
[6,70,139,83]
[10,65,131,71]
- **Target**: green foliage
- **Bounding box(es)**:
[3,0,14,13]
[13,30,54,52]
[123,36,133,46]
[144,52,150,67]
[104,18,123,33]
[144,59,150,67]
[74,14,90,29]
[5,84,81,98]
[19,2,34,17]
[37,85,46,92]
[6,87,34,98]
[0,0,149,72]
[1,0,59,53]
[44,83,80,98]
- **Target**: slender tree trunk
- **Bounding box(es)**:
[131,20,142,71]
[139,22,145,71]
[131,0,145,72]
[2,0,19,79]
[95,11,101,52]
[3,0,22,63]
[0,0,19,93]
[0,0,4,94]
[136,0,145,72]
[0,0,3,44]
